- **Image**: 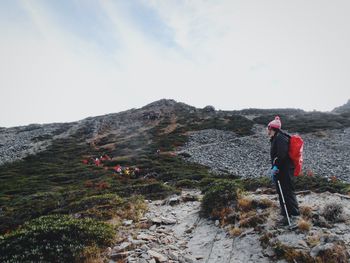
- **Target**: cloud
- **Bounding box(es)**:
[0,0,350,127]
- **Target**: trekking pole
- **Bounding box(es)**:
[277,180,291,226]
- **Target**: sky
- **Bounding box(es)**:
[1,0,350,127]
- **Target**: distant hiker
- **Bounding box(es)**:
[267,116,300,226]
[94,158,101,167]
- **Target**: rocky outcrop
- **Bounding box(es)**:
[107,188,350,263]
[333,99,350,113]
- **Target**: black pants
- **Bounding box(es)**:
[275,169,300,217]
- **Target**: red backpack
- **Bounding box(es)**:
[289,135,304,176]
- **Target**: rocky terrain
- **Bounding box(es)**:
[106,189,350,263]
[178,126,350,182]
[1,99,350,263]
[0,123,66,166]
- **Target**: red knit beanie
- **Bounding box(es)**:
[268,116,281,129]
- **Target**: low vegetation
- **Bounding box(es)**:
[200,180,238,218]
[0,215,115,263]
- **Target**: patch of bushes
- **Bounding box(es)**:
[200,180,238,218]
[116,181,179,200]
[0,215,115,263]
[293,175,350,194]
[175,179,199,188]
[56,194,124,220]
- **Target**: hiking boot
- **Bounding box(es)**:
[276,216,289,226]
[287,215,300,230]
[290,215,301,223]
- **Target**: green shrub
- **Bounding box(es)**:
[57,194,124,220]
[0,215,115,263]
[200,180,238,218]
[293,175,350,194]
[175,179,199,188]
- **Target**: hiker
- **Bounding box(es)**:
[267,116,300,225]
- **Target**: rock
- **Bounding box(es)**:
[183,255,195,263]
[215,220,220,226]
[151,217,162,224]
[168,244,178,250]
[141,244,150,251]
[148,250,168,262]
[141,253,151,260]
[310,243,335,257]
[167,196,181,206]
[149,224,157,231]
[113,241,132,252]
[137,233,156,241]
[110,251,131,260]
[203,105,215,112]
[123,220,133,226]
[161,217,177,225]
[128,237,146,245]
[181,194,199,202]
[263,247,275,257]
[168,251,179,260]
[297,240,309,248]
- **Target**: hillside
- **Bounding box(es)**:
[1,99,350,262]
[333,99,350,114]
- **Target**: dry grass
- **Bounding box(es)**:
[239,211,268,228]
[211,207,236,225]
[316,242,350,263]
[259,231,274,248]
[299,205,313,219]
[80,246,104,263]
[252,198,275,209]
[306,234,321,247]
[229,226,242,237]
[238,197,253,212]
[297,219,311,232]
[273,242,314,263]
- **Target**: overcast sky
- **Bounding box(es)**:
[1,0,350,127]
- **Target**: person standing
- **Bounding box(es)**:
[267,116,300,225]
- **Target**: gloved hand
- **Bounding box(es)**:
[270,165,279,183]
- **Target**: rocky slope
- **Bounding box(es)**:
[178,126,350,182]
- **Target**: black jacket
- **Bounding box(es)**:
[270,130,294,176]
[270,129,300,216]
